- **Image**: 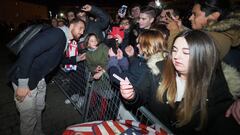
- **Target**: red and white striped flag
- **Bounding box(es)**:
[62,120,169,135]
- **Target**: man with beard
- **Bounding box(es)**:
[7,18,85,135]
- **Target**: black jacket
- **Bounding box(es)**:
[108,56,148,86]
[85,6,110,41]
[123,63,239,135]
[8,27,66,90]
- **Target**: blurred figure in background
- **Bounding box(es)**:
[51,18,58,28]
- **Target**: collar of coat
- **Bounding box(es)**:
[222,62,240,99]
[203,11,240,32]
[146,52,165,75]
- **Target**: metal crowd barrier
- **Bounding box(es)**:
[53,62,173,134]
[53,61,121,123]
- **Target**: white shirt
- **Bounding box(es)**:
[175,75,186,102]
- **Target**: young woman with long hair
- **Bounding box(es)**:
[120,30,239,134]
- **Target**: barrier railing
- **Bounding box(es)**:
[53,62,121,123]
[54,62,173,134]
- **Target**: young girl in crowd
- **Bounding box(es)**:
[84,33,109,79]
[120,30,240,134]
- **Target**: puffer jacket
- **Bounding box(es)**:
[168,10,240,59]
[204,11,240,59]
[222,62,240,99]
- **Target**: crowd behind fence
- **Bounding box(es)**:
[53,61,173,134]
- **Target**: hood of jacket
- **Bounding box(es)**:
[146,52,165,75]
[222,62,240,99]
[204,11,240,32]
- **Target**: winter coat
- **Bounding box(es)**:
[203,11,240,59]
[8,28,66,90]
[108,55,147,86]
[168,10,240,59]
[84,6,110,41]
[122,54,240,134]
[86,43,109,73]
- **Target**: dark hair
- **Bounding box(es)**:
[163,6,180,17]
[196,0,230,20]
[119,17,132,26]
[75,8,86,15]
[150,24,170,40]
[66,9,76,16]
[120,17,132,23]
[84,33,100,47]
[69,18,85,26]
[130,3,141,10]
[140,6,157,18]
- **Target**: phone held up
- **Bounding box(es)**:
[118,5,128,18]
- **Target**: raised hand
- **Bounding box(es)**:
[226,99,240,125]
[116,48,123,60]
[108,48,117,57]
[125,45,134,57]
[82,4,92,12]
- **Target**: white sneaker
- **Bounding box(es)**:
[64,94,80,104]
[76,96,85,108]
[64,99,71,104]
[71,94,80,102]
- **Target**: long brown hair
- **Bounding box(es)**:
[157,30,220,129]
[138,30,167,58]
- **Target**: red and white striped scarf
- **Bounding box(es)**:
[64,40,78,71]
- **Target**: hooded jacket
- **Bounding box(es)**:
[204,11,240,59]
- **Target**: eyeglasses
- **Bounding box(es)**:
[120,22,129,25]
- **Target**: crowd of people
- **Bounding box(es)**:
[7,0,240,134]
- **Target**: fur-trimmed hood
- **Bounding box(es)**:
[204,11,240,32]
[222,62,240,99]
[146,52,165,75]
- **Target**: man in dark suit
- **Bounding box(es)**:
[8,18,85,135]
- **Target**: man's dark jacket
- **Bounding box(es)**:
[8,27,66,90]
[85,5,110,41]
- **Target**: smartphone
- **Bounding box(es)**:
[120,5,127,15]
[112,39,119,54]
[155,0,161,7]
[118,5,128,18]
[113,74,125,82]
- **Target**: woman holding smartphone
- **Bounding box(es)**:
[120,30,240,134]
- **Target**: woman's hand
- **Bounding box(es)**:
[226,99,240,125]
[125,45,134,57]
[108,48,116,57]
[120,77,135,100]
[93,70,104,80]
[77,53,86,62]
[116,49,123,60]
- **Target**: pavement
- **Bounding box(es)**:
[0,45,82,135]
